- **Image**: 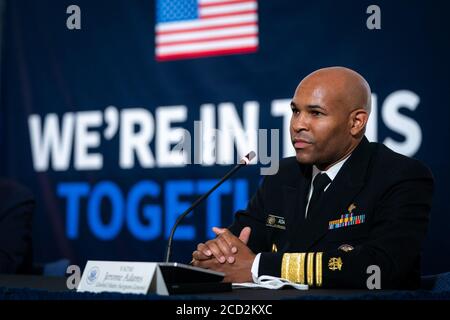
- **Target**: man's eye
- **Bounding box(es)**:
[291,108,299,114]
[311,111,322,116]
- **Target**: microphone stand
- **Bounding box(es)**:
[165,152,255,263]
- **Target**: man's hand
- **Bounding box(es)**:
[193,227,251,264]
[192,227,255,283]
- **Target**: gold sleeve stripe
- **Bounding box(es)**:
[315,252,323,287]
[281,254,290,280]
[307,252,315,286]
[297,253,306,284]
[281,253,306,284]
[283,252,322,287]
[287,255,298,283]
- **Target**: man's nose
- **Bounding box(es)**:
[291,113,308,132]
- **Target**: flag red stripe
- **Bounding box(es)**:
[156,46,258,61]
[199,0,255,8]
[157,21,257,36]
[157,33,257,46]
[200,10,257,20]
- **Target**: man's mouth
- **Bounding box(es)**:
[293,139,312,149]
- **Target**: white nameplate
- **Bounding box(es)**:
[77,261,167,295]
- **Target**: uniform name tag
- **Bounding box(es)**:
[266,214,286,230]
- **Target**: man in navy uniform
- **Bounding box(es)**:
[191,67,434,289]
[0,179,34,273]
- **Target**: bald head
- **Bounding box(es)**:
[298,66,372,114]
[290,66,372,170]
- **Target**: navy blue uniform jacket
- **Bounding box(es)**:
[229,137,434,289]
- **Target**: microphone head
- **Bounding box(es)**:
[239,151,256,165]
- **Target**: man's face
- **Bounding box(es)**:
[289,80,353,169]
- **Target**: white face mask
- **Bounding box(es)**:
[232,275,309,290]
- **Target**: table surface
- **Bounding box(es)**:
[0,274,413,300]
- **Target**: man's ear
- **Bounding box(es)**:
[350,109,368,137]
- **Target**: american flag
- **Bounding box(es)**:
[155,0,259,61]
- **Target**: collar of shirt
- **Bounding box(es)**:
[311,153,352,191]
[305,154,351,218]
[305,154,352,218]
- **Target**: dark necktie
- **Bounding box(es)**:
[307,173,331,216]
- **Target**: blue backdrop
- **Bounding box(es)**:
[1,0,449,275]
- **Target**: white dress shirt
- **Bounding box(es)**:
[250,154,351,281]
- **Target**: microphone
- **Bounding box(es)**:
[164,151,256,263]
